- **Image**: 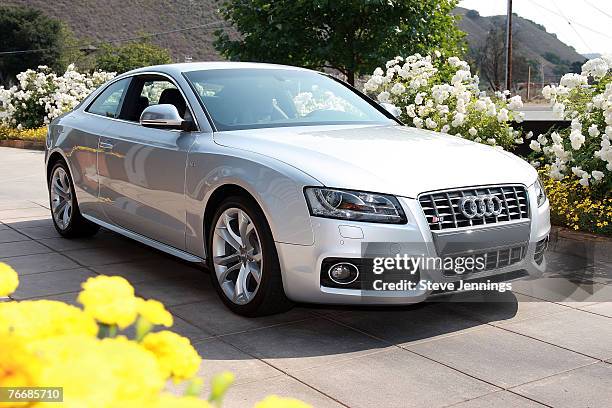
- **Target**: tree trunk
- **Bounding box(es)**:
[346,70,355,86]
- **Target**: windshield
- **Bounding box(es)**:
[184,69,394,131]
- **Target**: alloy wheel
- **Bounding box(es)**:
[212,208,263,305]
[50,167,73,230]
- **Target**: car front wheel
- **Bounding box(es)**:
[48,160,99,238]
[207,195,292,316]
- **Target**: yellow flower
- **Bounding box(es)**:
[137,298,173,327]
[78,275,138,329]
[98,336,165,405]
[153,394,212,408]
[27,335,119,408]
[0,300,97,342]
[0,263,18,297]
[141,331,201,382]
[254,396,313,408]
[0,336,41,393]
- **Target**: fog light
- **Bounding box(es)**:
[328,262,359,285]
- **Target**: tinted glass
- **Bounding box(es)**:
[87,78,130,118]
[184,69,393,131]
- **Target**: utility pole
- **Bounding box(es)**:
[527,65,531,101]
[505,0,513,91]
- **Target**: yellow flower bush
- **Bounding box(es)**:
[0,262,19,297]
[0,126,47,142]
[254,396,313,408]
[78,275,139,329]
[0,266,309,407]
[138,298,174,327]
[0,300,97,341]
[541,170,612,236]
[142,330,201,382]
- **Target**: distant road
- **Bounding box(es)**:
[520,104,564,121]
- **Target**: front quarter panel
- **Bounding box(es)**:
[185,133,320,259]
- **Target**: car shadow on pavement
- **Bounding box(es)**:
[3,217,524,361]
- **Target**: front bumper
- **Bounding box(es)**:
[275,183,551,305]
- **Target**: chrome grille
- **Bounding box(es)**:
[443,244,527,277]
[419,185,529,231]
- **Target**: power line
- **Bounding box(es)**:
[528,0,612,40]
[549,0,592,52]
[0,20,229,56]
[583,0,612,21]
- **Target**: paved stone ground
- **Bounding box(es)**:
[1,146,611,408]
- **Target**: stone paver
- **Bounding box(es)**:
[291,348,497,408]
[512,363,612,408]
[502,309,612,360]
[1,146,611,408]
[405,325,596,388]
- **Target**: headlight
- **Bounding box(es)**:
[534,179,547,207]
[304,187,407,224]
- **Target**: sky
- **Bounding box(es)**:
[458,0,612,56]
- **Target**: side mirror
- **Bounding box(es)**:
[140,104,191,130]
[380,102,402,119]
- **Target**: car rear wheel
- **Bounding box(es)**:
[49,161,99,238]
[208,195,292,316]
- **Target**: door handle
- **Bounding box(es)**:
[99,140,114,150]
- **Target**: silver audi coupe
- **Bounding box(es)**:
[45,62,550,316]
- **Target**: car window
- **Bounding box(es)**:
[184,69,393,131]
[86,78,130,118]
[140,80,177,105]
[123,77,189,122]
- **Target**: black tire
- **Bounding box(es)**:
[48,160,100,238]
[207,195,293,317]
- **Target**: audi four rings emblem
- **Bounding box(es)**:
[459,195,504,218]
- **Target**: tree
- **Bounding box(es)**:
[95,41,173,74]
[473,20,533,90]
[214,0,466,85]
[0,6,72,85]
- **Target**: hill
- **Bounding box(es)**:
[455,7,586,80]
[3,0,226,62]
[3,1,587,80]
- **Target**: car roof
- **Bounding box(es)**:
[124,61,315,77]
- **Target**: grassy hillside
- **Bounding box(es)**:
[3,1,587,80]
[455,7,586,80]
[3,0,226,62]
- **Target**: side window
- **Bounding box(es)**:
[125,77,189,122]
[87,78,130,118]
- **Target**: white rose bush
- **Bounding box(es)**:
[363,53,525,150]
[532,56,612,196]
[0,64,115,129]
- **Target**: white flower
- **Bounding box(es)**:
[451,112,465,127]
[588,124,600,137]
[529,140,542,152]
[569,129,585,150]
[390,83,405,95]
[441,125,450,133]
[425,117,437,129]
[560,73,588,89]
[486,138,496,145]
[497,108,509,122]
[468,127,477,136]
[474,137,482,143]
[377,91,390,103]
[373,67,384,76]
[592,170,605,182]
[582,57,609,79]
[525,131,534,140]
[537,134,548,145]
[508,95,523,110]
[551,132,563,144]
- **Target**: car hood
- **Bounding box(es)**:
[213,124,537,198]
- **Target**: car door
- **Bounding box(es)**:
[97,74,198,250]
